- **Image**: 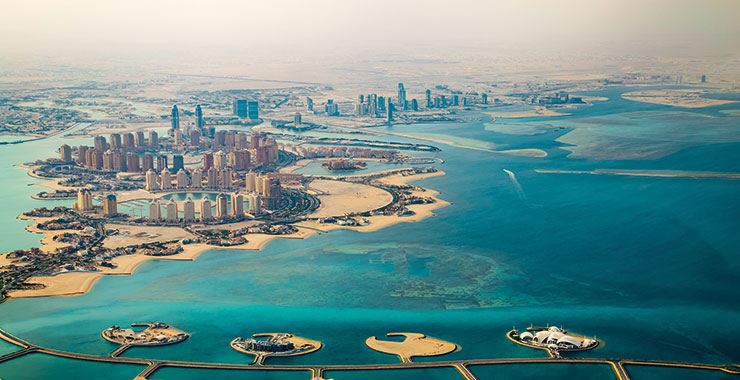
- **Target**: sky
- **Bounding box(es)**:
[1,0,739,60]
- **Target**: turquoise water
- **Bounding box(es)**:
[468,363,617,380]
[1,86,739,379]
[625,365,739,380]
[324,368,462,379]
[0,354,143,380]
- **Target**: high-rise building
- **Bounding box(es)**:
[306,97,314,111]
[103,150,114,171]
[195,104,204,130]
[165,199,178,221]
[126,153,140,172]
[142,153,154,172]
[221,167,233,189]
[190,129,201,146]
[214,130,226,146]
[123,133,134,149]
[245,172,256,192]
[231,193,244,216]
[94,136,107,152]
[481,93,488,104]
[203,152,214,171]
[112,152,126,172]
[214,150,227,170]
[160,169,172,190]
[233,99,248,118]
[216,193,228,218]
[170,105,180,132]
[148,199,161,221]
[247,101,259,119]
[60,144,72,163]
[191,167,203,189]
[145,169,158,191]
[294,112,302,126]
[425,89,432,107]
[149,130,159,147]
[102,194,118,217]
[134,131,145,147]
[411,98,418,111]
[250,134,261,149]
[77,146,89,165]
[156,155,168,171]
[248,194,261,216]
[236,132,249,149]
[207,167,218,188]
[701,75,707,83]
[172,154,184,173]
[174,129,183,145]
[325,99,338,116]
[225,131,236,147]
[386,97,393,123]
[110,133,122,151]
[183,197,195,221]
[76,189,93,211]
[397,83,406,108]
[200,197,212,221]
[176,169,188,189]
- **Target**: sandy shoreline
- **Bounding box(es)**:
[5,171,449,301]
[622,89,737,108]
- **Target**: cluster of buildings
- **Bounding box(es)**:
[281,144,398,160]
[233,337,295,353]
[324,158,366,171]
[310,83,490,122]
[517,326,597,351]
[527,92,583,106]
[146,191,262,224]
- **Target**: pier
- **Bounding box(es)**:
[0,328,738,380]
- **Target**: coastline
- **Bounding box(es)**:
[4,170,449,301]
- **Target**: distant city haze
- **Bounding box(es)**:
[2,0,739,60]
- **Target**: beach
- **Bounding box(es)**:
[4,170,448,300]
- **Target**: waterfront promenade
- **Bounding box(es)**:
[1,328,738,380]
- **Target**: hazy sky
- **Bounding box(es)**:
[2,0,739,59]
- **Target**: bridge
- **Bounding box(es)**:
[0,328,738,380]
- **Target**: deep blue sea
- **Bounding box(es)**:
[1,86,739,379]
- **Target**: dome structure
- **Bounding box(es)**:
[519,332,533,341]
[556,335,582,348]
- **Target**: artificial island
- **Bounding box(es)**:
[0,322,738,380]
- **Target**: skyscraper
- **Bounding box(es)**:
[142,153,154,172]
[176,169,188,189]
[233,99,248,118]
[231,192,244,216]
[397,83,406,108]
[294,112,302,126]
[172,154,184,173]
[425,89,432,107]
[94,136,107,152]
[386,97,393,123]
[126,153,140,172]
[183,198,195,222]
[76,189,93,211]
[148,199,161,221]
[160,169,172,190]
[171,105,180,132]
[60,144,72,163]
[149,130,159,147]
[165,199,178,221]
[191,167,203,189]
[247,101,259,119]
[216,193,228,218]
[102,194,118,217]
[195,104,204,130]
[145,169,158,191]
[200,198,212,221]
[306,97,313,111]
[248,194,261,216]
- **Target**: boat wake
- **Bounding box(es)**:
[503,169,525,199]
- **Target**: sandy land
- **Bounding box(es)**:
[103,224,194,249]
[18,214,81,254]
[622,89,737,108]
[494,149,548,158]
[18,164,81,192]
[485,108,570,118]
[366,333,457,361]
[6,171,447,300]
[536,169,740,179]
[307,179,394,218]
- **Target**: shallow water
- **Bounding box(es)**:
[1,86,739,379]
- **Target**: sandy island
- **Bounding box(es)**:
[485,108,570,118]
[622,89,737,108]
[5,170,448,300]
